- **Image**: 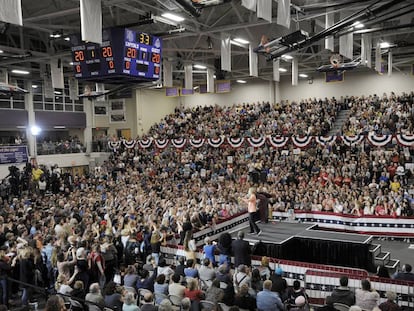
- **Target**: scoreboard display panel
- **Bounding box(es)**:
[71,28,162,81]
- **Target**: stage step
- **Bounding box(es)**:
[385,259,400,270]
[375,251,390,265]
[369,243,381,256]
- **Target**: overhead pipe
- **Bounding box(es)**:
[267,0,406,60]
[301,0,372,12]
[338,5,414,36]
[364,3,414,26]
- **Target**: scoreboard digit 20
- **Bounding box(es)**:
[71,28,162,81]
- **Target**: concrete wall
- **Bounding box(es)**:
[136,89,180,136]
[279,70,414,102]
[181,80,278,108]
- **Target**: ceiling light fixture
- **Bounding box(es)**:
[299,73,308,78]
[49,33,62,38]
[236,79,247,83]
[279,68,288,72]
[161,12,185,22]
[352,21,364,29]
[194,64,207,69]
[0,50,3,53]
[11,69,30,75]
[32,85,38,88]
[233,37,249,45]
[282,54,293,60]
[380,42,391,48]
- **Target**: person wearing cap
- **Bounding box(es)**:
[270,267,288,301]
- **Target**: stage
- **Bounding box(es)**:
[233,221,376,272]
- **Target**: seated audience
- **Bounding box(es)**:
[140,293,157,311]
[122,292,140,311]
[205,279,224,305]
[378,291,401,311]
[256,280,284,311]
[287,280,308,305]
[391,264,414,281]
[104,281,123,311]
[234,283,256,311]
[326,276,356,307]
[355,279,380,311]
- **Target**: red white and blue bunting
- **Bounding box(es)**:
[315,136,337,146]
[122,139,136,149]
[109,134,414,151]
[247,136,266,148]
[227,137,245,148]
[367,134,393,147]
[138,138,153,149]
[291,136,313,148]
[189,138,205,148]
[208,137,224,148]
[171,138,187,149]
[340,135,364,146]
[268,136,289,148]
[395,134,414,147]
[154,139,169,149]
[108,141,121,151]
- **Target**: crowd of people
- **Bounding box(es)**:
[0,92,412,311]
[147,98,339,138]
[37,137,86,155]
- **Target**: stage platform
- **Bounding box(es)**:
[233,221,376,272]
[237,222,373,245]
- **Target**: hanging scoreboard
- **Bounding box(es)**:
[71,28,162,81]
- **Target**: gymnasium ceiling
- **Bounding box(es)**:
[0,0,414,86]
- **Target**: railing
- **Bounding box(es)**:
[5,276,115,311]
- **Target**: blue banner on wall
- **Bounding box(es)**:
[0,145,28,164]
[165,87,179,97]
[215,80,231,93]
[325,71,344,83]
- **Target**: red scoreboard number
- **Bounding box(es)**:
[74,51,84,62]
[102,46,113,58]
[151,52,161,64]
[125,47,137,59]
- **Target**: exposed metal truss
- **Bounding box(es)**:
[0,0,412,85]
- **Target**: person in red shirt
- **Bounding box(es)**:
[184,277,204,302]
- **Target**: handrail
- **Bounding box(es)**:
[5,276,116,311]
[6,276,49,297]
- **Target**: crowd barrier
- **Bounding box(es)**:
[305,270,414,308]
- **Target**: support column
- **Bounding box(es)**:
[25,81,36,157]
[84,98,94,153]
[274,81,281,104]
[268,80,275,104]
